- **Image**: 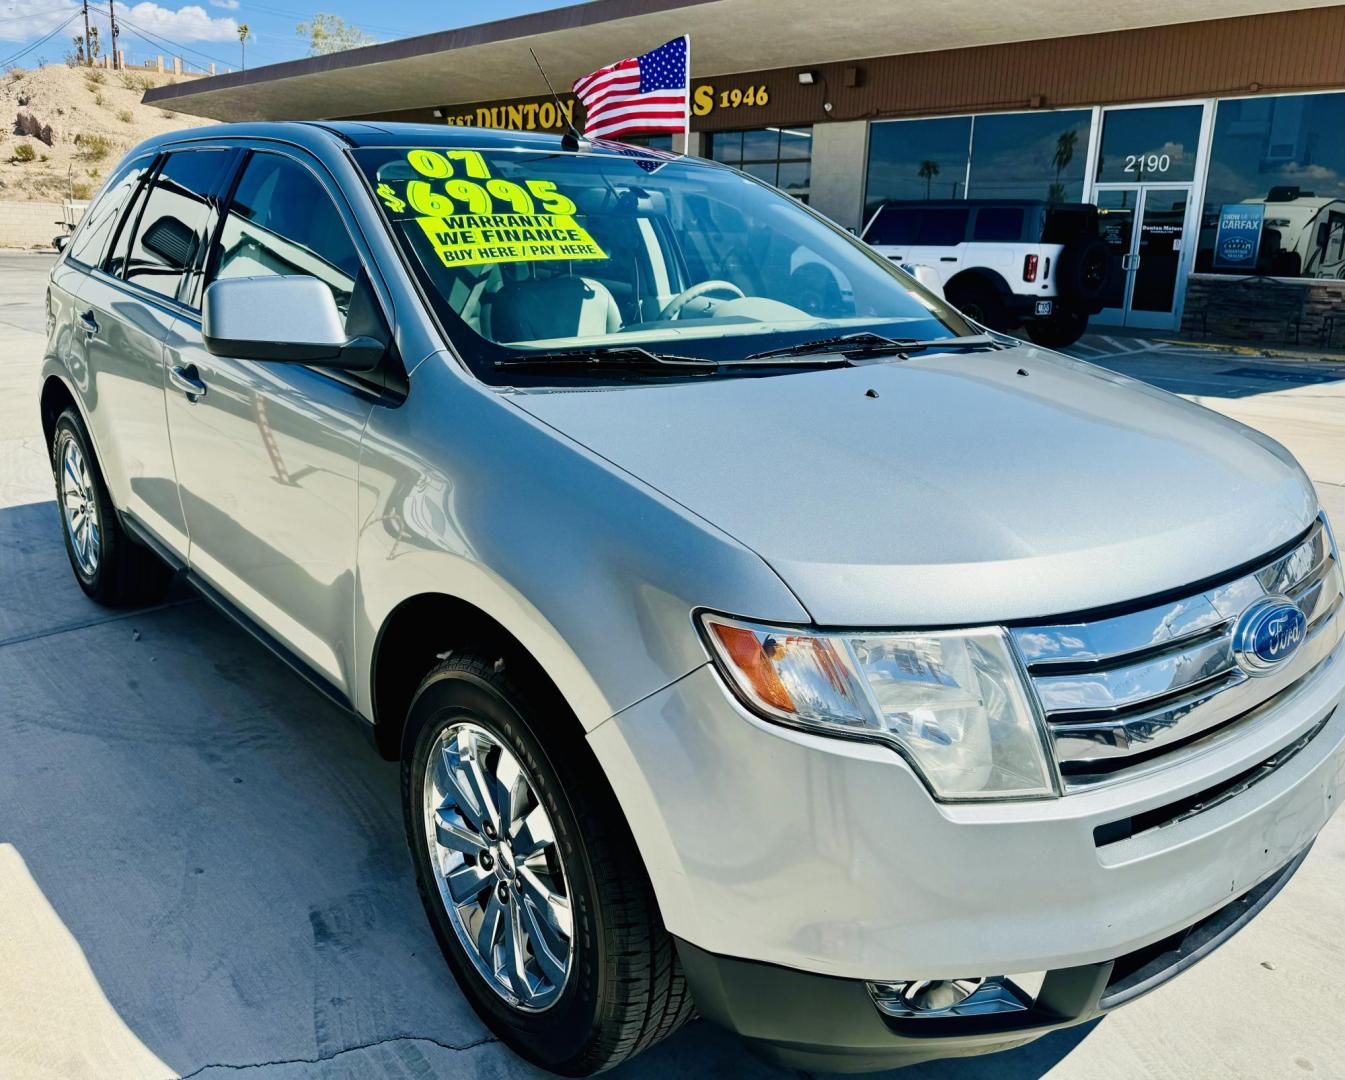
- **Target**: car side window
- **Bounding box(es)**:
[67,155,152,269]
[865,206,919,246]
[915,209,970,246]
[973,207,1024,243]
[207,151,362,320]
[122,149,231,304]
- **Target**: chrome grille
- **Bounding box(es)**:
[1011,516,1343,789]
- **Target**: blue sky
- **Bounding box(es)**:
[0,0,572,73]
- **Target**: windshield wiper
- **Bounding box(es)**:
[494,346,718,375]
[746,332,1001,361]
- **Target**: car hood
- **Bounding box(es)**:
[509,345,1318,626]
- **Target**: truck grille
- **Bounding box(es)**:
[1010,516,1343,790]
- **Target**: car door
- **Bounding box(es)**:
[163,147,378,699]
[67,149,234,556]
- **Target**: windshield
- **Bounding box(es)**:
[353,144,972,381]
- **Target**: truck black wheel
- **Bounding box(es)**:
[946,280,1013,331]
[402,656,694,1076]
[1056,237,1110,304]
[51,408,172,607]
[1026,310,1089,349]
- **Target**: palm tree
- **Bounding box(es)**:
[917,159,940,200]
[1050,130,1078,204]
[238,24,251,71]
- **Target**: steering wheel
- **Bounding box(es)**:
[659,279,746,321]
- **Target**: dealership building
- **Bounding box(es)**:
[144,0,1345,345]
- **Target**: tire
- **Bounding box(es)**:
[1025,310,1089,349]
[945,278,1013,331]
[1055,237,1110,305]
[51,407,172,607]
[402,656,693,1075]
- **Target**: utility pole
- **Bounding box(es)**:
[107,0,119,69]
[81,0,92,66]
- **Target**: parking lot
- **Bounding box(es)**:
[2,249,1344,1079]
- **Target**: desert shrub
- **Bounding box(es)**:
[158,109,175,119]
[116,109,132,123]
[39,153,48,162]
[118,71,156,92]
[86,70,105,85]
[93,91,107,107]
[11,142,35,163]
[76,133,112,161]
[71,180,93,200]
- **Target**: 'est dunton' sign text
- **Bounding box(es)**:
[440,81,774,133]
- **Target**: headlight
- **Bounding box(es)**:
[700,614,1057,800]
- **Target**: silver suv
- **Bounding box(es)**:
[42,123,1345,1075]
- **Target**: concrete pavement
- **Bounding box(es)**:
[2,251,1344,1079]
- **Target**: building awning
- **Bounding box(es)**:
[142,0,1338,123]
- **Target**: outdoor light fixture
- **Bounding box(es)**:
[797,70,817,85]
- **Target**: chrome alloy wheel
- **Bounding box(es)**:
[423,721,573,1011]
[59,438,100,577]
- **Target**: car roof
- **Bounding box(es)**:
[123,119,695,164]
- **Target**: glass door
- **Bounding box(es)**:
[1094,186,1194,330]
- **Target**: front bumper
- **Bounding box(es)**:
[587,636,1345,1057]
[677,844,1309,1071]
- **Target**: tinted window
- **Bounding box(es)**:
[67,155,151,268]
[1095,105,1203,183]
[968,111,1091,202]
[123,149,230,302]
[864,205,918,245]
[864,116,972,219]
[916,209,969,245]
[708,127,813,202]
[1197,93,1345,278]
[209,152,361,318]
[972,207,1024,242]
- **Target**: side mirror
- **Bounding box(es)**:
[52,233,70,252]
[202,275,385,371]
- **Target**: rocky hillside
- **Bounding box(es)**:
[1,63,209,204]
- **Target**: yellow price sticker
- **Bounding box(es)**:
[382,149,606,268]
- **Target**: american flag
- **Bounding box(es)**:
[571,36,690,141]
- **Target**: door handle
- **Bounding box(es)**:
[1121,253,1142,271]
[169,364,208,400]
[77,309,99,335]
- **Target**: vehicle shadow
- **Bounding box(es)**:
[0,498,1096,1080]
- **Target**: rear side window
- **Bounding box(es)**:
[915,209,969,246]
[67,156,151,268]
[123,149,231,303]
[208,152,362,317]
[864,205,918,246]
[972,207,1024,242]
[1043,206,1099,244]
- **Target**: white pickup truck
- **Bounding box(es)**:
[863,198,1111,347]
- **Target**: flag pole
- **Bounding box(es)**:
[682,34,692,155]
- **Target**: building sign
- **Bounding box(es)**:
[440,81,774,133]
[440,98,578,132]
[1213,202,1264,271]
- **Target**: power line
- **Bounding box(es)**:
[0,9,80,68]
[88,4,232,69]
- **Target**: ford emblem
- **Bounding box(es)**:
[1232,596,1307,676]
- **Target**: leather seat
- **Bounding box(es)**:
[485,275,622,343]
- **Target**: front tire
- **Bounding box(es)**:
[402,656,693,1075]
[51,407,172,607]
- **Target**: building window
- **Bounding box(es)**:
[968,110,1091,202]
[1197,92,1345,279]
[864,110,1094,221]
[864,116,972,217]
[621,134,674,151]
[1095,104,1203,184]
[707,126,812,202]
